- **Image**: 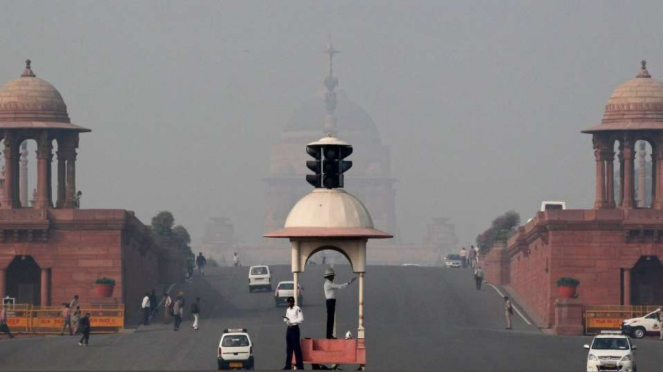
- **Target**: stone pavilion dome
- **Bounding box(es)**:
[585,61,663,132]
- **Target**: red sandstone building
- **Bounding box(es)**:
[0,61,181,316]
[485,61,663,330]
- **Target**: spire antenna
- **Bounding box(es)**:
[637,59,651,78]
[21,59,36,78]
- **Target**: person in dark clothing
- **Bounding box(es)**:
[149,290,158,316]
[196,253,207,276]
[0,305,14,339]
[78,312,91,346]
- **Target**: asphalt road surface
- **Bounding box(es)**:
[2,265,663,371]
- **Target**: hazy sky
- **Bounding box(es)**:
[1,1,661,246]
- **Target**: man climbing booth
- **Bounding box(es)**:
[265,135,392,369]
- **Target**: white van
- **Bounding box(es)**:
[622,309,661,338]
[217,328,254,370]
[248,265,271,293]
[541,201,566,211]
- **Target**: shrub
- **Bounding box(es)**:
[556,277,580,287]
[95,277,116,285]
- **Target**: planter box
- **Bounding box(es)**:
[95,284,115,298]
[558,285,577,299]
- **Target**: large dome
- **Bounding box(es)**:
[585,61,663,132]
[0,61,70,123]
[283,91,380,141]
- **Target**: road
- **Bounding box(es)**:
[2,264,663,371]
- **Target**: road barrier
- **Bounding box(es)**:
[3,303,124,334]
[584,305,661,334]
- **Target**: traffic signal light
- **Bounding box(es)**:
[322,146,352,189]
[305,145,322,188]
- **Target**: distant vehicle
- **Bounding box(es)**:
[274,281,303,307]
[622,309,661,339]
[401,263,421,267]
[541,201,566,211]
[248,265,271,293]
[584,331,637,372]
[218,328,254,370]
[444,254,462,268]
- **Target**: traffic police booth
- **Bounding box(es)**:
[265,135,392,368]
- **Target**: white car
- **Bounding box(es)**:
[218,328,254,370]
[622,309,661,338]
[248,265,271,293]
[274,281,303,307]
[584,331,637,372]
[444,254,462,268]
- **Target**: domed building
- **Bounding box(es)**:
[264,45,397,241]
[0,60,182,322]
[483,61,663,334]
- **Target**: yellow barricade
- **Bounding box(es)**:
[584,305,661,335]
[3,303,124,334]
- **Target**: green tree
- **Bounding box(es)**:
[476,210,520,254]
[151,211,175,237]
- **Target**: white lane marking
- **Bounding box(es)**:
[487,283,532,326]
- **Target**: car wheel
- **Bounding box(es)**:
[633,327,646,339]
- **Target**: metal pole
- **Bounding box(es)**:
[358,272,365,338]
[293,272,299,307]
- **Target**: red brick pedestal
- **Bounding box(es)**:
[553,298,584,335]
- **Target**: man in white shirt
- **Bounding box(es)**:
[323,268,356,339]
[459,247,468,268]
[283,297,304,370]
[141,292,151,326]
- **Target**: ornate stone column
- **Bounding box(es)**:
[621,138,635,209]
[56,146,66,208]
[35,134,52,209]
[19,142,28,207]
[358,272,365,339]
[606,149,616,208]
[63,135,78,209]
[637,141,647,208]
[654,143,663,209]
[1,134,18,209]
[593,135,609,209]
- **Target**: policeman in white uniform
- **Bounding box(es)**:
[283,296,304,370]
[324,267,356,339]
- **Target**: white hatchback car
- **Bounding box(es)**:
[584,332,637,372]
[274,281,303,307]
[218,329,254,370]
[248,265,271,293]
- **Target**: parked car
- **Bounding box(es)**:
[218,328,254,370]
[274,281,303,307]
[584,331,637,372]
[444,254,462,268]
[248,265,271,293]
[622,309,661,339]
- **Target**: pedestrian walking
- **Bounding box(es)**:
[233,252,241,267]
[69,294,79,310]
[72,306,82,335]
[173,297,183,331]
[0,305,14,339]
[196,252,207,276]
[60,303,73,336]
[141,292,151,326]
[474,266,484,290]
[149,290,158,316]
[323,267,356,339]
[468,247,477,269]
[191,297,201,330]
[504,296,513,330]
[78,312,90,346]
[459,247,468,268]
[163,292,173,324]
[282,297,304,370]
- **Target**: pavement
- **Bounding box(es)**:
[2,264,663,371]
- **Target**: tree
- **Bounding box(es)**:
[476,210,520,254]
[151,211,175,237]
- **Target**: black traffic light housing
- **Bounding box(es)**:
[305,138,353,189]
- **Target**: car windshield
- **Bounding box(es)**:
[222,335,250,347]
[446,254,461,260]
[592,338,629,350]
[251,267,267,275]
[279,283,294,290]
